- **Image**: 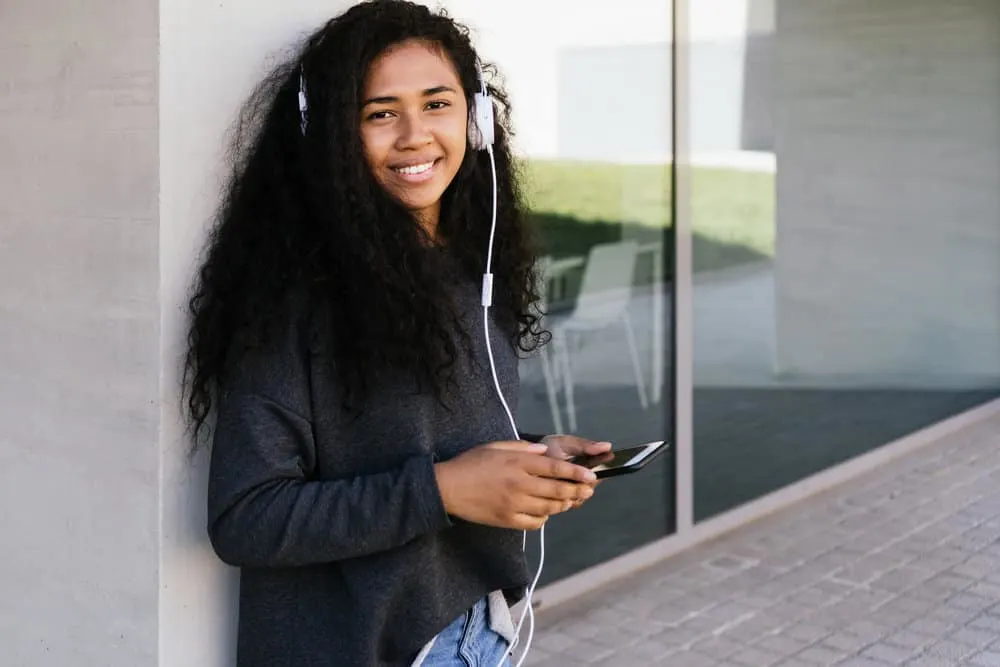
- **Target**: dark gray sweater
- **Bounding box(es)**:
[206,280,534,667]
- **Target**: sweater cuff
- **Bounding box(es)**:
[411,454,453,532]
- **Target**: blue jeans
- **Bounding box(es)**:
[418,597,512,667]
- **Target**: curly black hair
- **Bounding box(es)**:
[184,0,547,441]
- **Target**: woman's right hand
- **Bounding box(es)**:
[433,441,598,531]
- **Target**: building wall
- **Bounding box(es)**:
[773,0,1000,385]
[0,2,160,665]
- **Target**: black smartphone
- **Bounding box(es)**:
[569,440,669,479]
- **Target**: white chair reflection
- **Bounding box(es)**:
[538,240,649,433]
[534,255,564,434]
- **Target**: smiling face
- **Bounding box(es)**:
[359,39,469,236]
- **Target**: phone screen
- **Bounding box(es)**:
[570,442,665,473]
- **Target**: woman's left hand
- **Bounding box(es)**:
[539,435,612,508]
[540,434,612,462]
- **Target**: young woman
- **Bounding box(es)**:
[184,1,611,665]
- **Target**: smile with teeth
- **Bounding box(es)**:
[393,160,436,176]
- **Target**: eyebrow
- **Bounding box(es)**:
[362,86,458,107]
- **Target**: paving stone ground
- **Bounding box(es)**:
[522,413,1000,666]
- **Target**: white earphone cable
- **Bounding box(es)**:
[481,143,544,667]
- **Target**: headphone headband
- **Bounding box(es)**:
[298,59,494,150]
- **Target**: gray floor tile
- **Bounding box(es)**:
[528,417,1000,667]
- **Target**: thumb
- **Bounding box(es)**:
[585,440,613,454]
[485,440,549,454]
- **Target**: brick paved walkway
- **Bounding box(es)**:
[525,413,1000,666]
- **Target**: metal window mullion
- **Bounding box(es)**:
[671,0,694,534]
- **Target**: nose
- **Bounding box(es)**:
[395,111,432,150]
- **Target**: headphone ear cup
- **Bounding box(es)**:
[469,92,494,151]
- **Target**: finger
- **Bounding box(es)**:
[543,435,585,456]
[526,456,598,484]
[486,441,548,454]
[543,446,570,460]
[523,476,592,502]
[570,489,597,509]
[548,436,612,457]
[517,496,572,517]
[510,513,548,531]
[584,441,613,455]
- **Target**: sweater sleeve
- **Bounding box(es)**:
[206,313,452,569]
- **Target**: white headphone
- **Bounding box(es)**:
[298,68,309,136]
[296,62,494,149]
[470,65,544,667]
[468,63,495,151]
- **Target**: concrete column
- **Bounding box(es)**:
[0,2,160,664]
[0,1,351,665]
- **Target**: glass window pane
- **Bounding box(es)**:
[441,0,675,584]
[690,0,1000,521]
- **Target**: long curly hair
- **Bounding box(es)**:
[184,0,547,440]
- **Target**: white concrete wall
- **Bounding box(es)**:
[1,1,361,665]
[0,2,160,665]
[773,0,1000,386]
[158,4,355,667]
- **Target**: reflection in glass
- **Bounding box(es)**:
[438,0,676,583]
[518,165,673,584]
[692,0,1000,521]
